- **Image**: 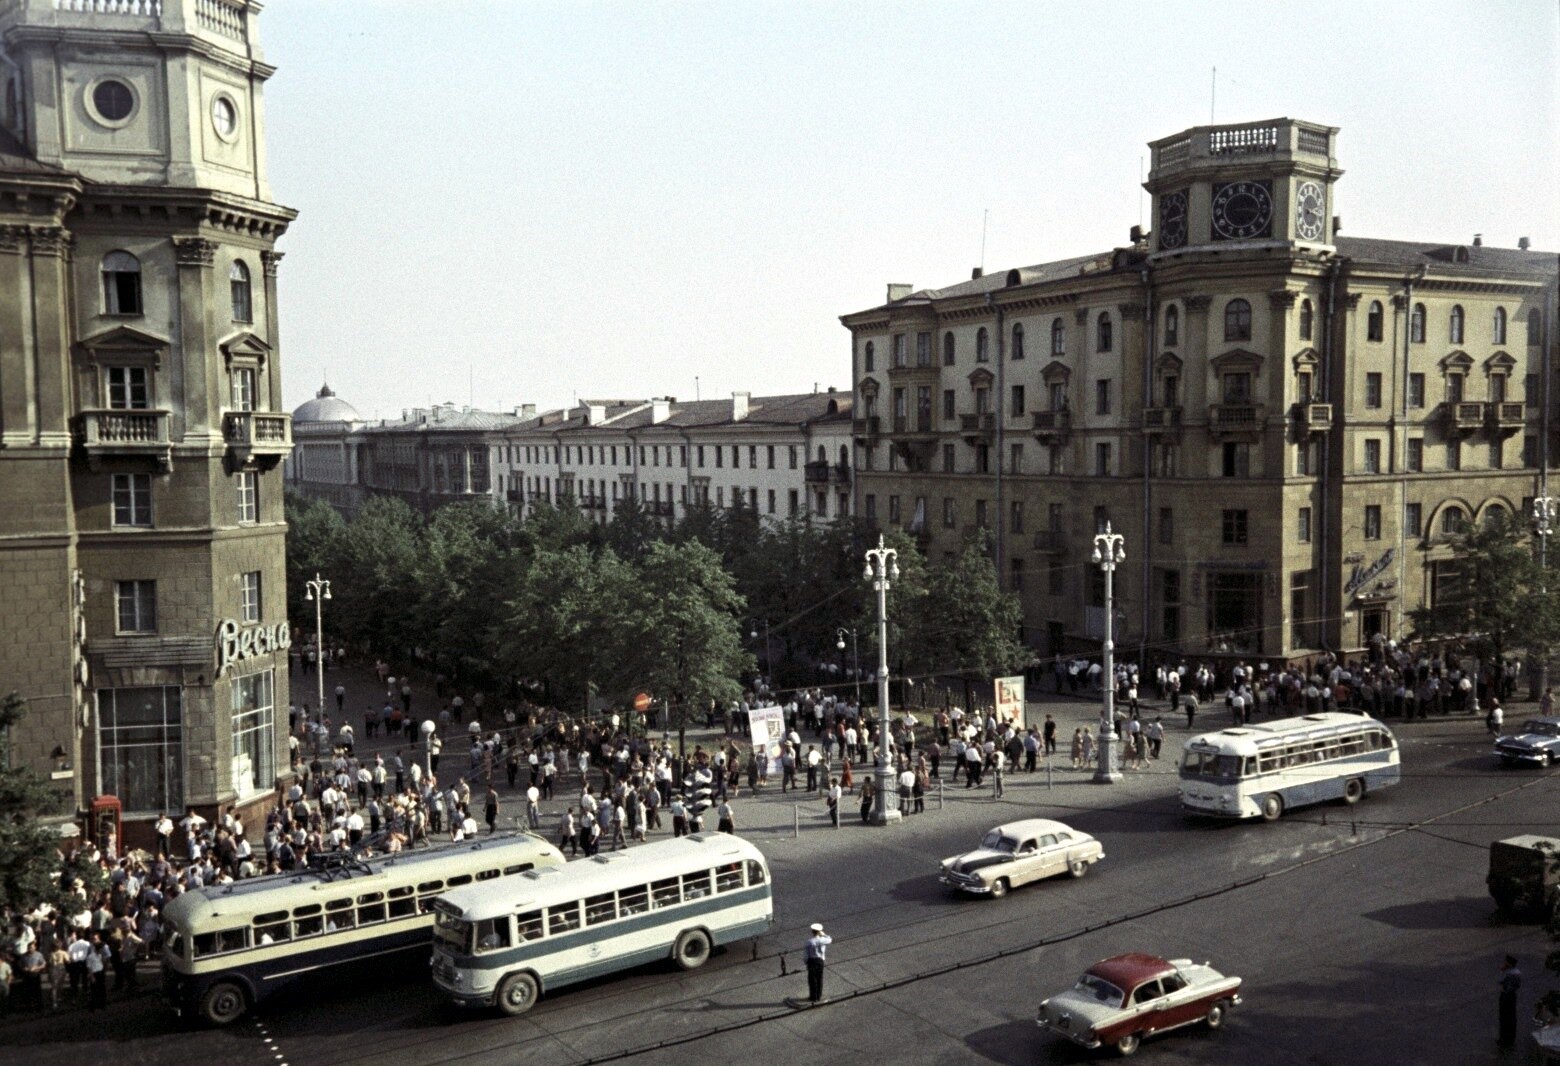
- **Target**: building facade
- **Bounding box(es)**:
[0,0,296,836]
[843,118,1556,664]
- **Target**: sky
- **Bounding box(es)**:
[261,0,1560,421]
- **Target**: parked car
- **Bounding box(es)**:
[1495,716,1560,766]
[1037,952,1242,1057]
[939,818,1103,898]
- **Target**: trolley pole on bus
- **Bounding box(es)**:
[1092,524,1124,784]
[864,536,902,825]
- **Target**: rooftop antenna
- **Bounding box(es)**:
[1211,66,1216,123]
[979,208,989,272]
[695,375,701,401]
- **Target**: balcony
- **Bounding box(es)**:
[1031,408,1072,442]
[223,411,293,470]
[79,409,173,471]
[1142,406,1183,434]
[1208,402,1266,438]
[1488,401,1525,433]
[891,413,937,436]
[852,415,881,440]
[960,412,995,442]
[652,500,675,517]
[1442,401,1487,434]
[506,487,523,502]
[1293,402,1332,434]
[1031,529,1067,554]
[805,460,852,485]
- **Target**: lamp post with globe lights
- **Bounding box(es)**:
[303,573,331,726]
[863,536,903,824]
[1091,524,1125,784]
[836,626,860,707]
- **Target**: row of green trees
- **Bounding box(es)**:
[284,493,1034,719]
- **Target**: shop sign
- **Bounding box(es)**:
[216,618,291,677]
[1344,548,1395,597]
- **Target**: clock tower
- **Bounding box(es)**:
[1144,118,1342,255]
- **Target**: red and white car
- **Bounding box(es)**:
[1037,953,1242,1057]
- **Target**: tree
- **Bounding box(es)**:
[326,495,426,662]
[283,492,346,627]
[628,541,754,754]
[917,530,1035,706]
[603,496,660,565]
[0,692,65,912]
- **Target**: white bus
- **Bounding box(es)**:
[431,833,774,1015]
[161,833,564,1025]
[1178,712,1401,821]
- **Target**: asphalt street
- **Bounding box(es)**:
[4,667,1556,1066]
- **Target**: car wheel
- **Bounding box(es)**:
[1342,778,1364,805]
[989,877,1009,899]
[495,971,539,1016]
[199,980,247,1026]
[673,928,712,970]
[1206,999,1228,1029]
[1501,757,1517,768]
[1260,793,1284,822]
[1069,858,1089,879]
[1547,752,1556,767]
[1115,1032,1140,1056]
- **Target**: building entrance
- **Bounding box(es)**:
[1207,572,1263,654]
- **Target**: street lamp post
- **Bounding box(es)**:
[863,536,903,825]
[1091,524,1125,784]
[836,626,860,708]
[1536,495,1556,694]
[303,572,331,724]
[749,620,774,682]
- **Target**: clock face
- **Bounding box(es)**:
[1158,190,1189,250]
[1211,180,1274,241]
[1295,181,1325,241]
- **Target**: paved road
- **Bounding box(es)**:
[3,687,1555,1066]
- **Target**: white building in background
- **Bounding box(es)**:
[493,390,855,524]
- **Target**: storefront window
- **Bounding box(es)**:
[231,669,275,799]
[97,687,182,813]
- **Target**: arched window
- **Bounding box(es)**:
[1011,322,1025,360]
[816,445,826,462]
[1223,298,1251,342]
[975,327,989,363]
[1163,305,1179,348]
[1483,504,1508,529]
[102,250,143,315]
[1448,305,1464,345]
[1410,302,1425,344]
[1050,318,1065,356]
[1529,309,1543,346]
[1367,301,1384,342]
[838,445,848,468]
[863,341,875,372]
[1096,312,1112,352]
[942,332,955,366]
[1493,306,1507,345]
[1440,506,1466,536]
[229,259,252,323]
[1299,299,1313,341]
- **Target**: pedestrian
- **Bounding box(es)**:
[1070,728,1084,769]
[1498,954,1522,1048]
[559,807,577,857]
[85,935,107,1010]
[1043,714,1058,757]
[859,778,876,823]
[803,923,832,1004]
[1184,692,1198,729]
[484,787,499,834]
[1485,699,1504,737]
[1081,729,1095,768]
[716,798,735,834]
[826,777,841,827]
[1147,718,1165,760]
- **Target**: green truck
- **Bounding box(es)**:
[1488,835,1560,918]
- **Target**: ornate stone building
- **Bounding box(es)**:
[0,0,296,836]
[843,118,1556,664]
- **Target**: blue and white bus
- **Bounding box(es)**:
[432,834,774,1015]
[161,833,564,1024]
[1178,712,1400,821]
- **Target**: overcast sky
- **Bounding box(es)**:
[262,0,1559,420]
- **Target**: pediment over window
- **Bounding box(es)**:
[1439,349,1473,373]
[1154,352,1184,375]
[857,377,880,398]
[1210,347,1263,373]
[967,367,994,387]
[1483,350,1515,374]
[1040,359,1071,383]
[1290,347,1320,372]
[220,331,273,366]
[78,324,170,365]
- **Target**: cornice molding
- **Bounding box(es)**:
[172,236,218,267]
[28,225,70,258]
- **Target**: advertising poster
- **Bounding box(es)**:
[994,676,1025,724]
[748,704,786,763]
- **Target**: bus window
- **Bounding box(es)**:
[715,863,744,893]
[387,886,416,919]
[618,886,649,916]
[254,911,291,945]
[746,861,766,886]
[447,874,473,888]
[502,863,533,876]
[584,893,617,926]
[651,878,681,909]
[475,917,511,952]
[294,914,323,938]
[682,871,712,900]
[358,892,387,925]
[516,911,544,941]
[547,902,581,936]
[194,928,249,958]
[418,881,444,894]
[163,927,184,960]
[475,868,500,882]
[325,899,356,932]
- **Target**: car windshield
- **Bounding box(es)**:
[1075,973,1125,1007]
[1521,720,1559,737]
[980,831,1020,853]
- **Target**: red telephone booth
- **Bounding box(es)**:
[89,794,122,855]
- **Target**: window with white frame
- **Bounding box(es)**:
[102,250,143,315]
[240,570,262,623]
[106,366,150,409]
[231,367,257,411]
[230,260,252,323]
[116,579,156,633]
[111,473,152,527]
[231,669,275,800]
[236,471,259,523]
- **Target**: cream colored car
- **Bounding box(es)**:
[939,818,1104,898]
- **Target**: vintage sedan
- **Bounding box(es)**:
[939,818,1103,898]
[1037,953,1242,1057]
[1495,716,1560,767]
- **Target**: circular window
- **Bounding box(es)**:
[211,94,237,139]
[93,80,134,122]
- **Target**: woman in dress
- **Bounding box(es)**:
[840,757,854,793]
[1070,727,1084,769]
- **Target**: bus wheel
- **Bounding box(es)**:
[200,981,248,1026]
[1343,778,1364,805]
[495,972,539,1016]
[1260,793,1284,822]
[673,928,712,970]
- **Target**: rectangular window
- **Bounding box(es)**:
[111,473,152,527]
[767,445,775,469]
[916,331,931,367]
[975,499,988,528]
[106,366,150,409]
[116,579,156,633]
[888,495,901,524]
[1095,379,1111,415]
[1048,561,1064,596]
[1009,442,1023,472]
[1489,439,1503,469]
[1221,509,1249,545]
[975,444,990,474]
[892,333,906,368]
[715,447,723,468]
[697,446,705,468]
[1404,501,1423,538]
[1093,505,1109,534]
[1094,442,1111,476]
[1009,557,1024,591]
[239,570,262,623]
[97,686,182,813]
[231,367,257,412]
[1524,435,1539,468]
[1406,438,1424,472]
[1010,501,1024,534]
[767,489,776,514]
[788,489,799,516]
[1363,439,1381,474]
[788,446,797,469]
[1408,373,1425,409]
[864,494,876,522]
[942,389,955,420]
[1158,506,1173,545]
[942,497,955,528]
[748,445,757,469]
[1221,442,1250,477]
[230,668,274,799]
[1011,385,1025,416]
[1364,505,1382,540]
[1447,440,1461,471]
[1297,506,1312,543]
[1296,441,1313,476]
[236,471,259,523]
[942,443,955,472]
[1365,372,1382,409]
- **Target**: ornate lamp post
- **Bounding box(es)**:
[1536,495,1556,694]
[863,536,903,824]
[836,626,861,707]
[749,620,774,680]
[1091,524,1124,784]
[302,572,331,724]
